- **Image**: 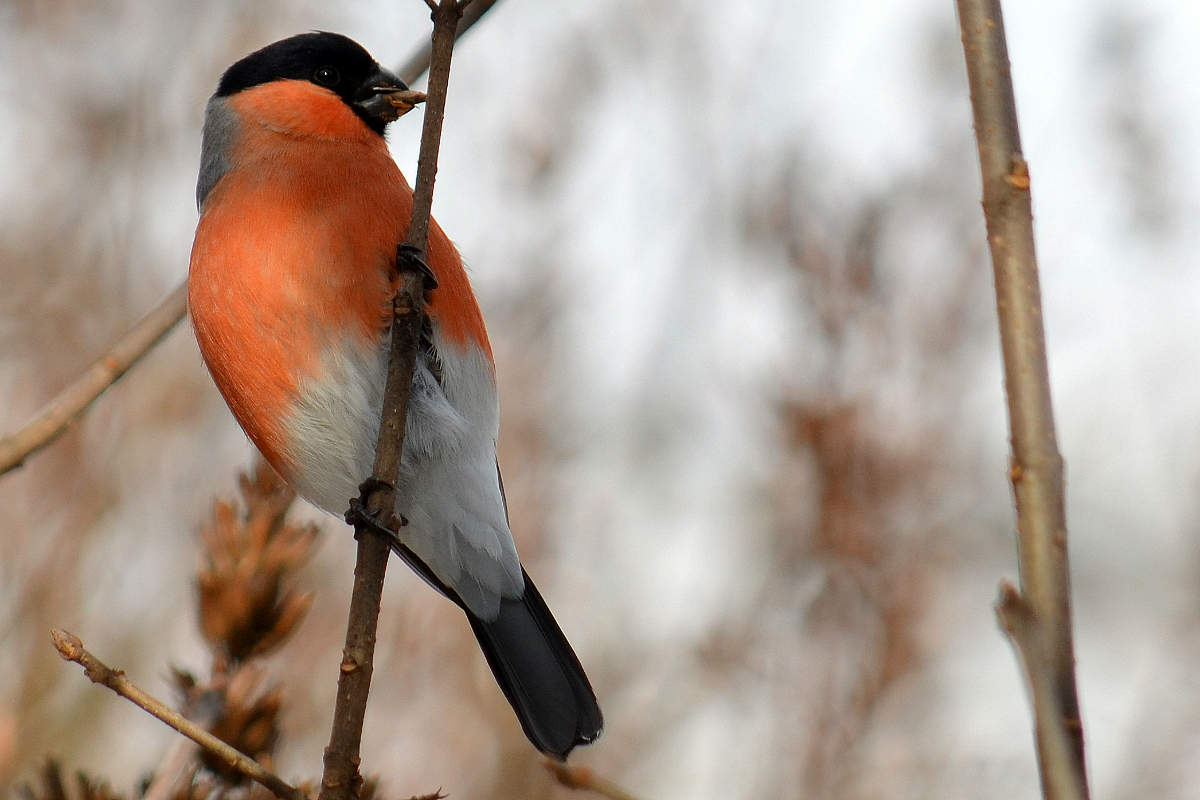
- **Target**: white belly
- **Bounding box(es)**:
[281,330,522,619]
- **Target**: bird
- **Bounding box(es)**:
[187,31,602,759]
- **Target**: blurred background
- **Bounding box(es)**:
[2,0,1199,797]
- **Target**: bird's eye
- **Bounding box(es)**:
[313,66,340,87]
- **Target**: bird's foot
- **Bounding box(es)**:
[345,478,407,539]
[396,243,438,291]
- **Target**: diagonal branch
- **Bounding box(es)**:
[51,629,305,800]
[317,4,473,800]
[0,1,502,479]
[955,1,1090,798]
[0,283,187,475]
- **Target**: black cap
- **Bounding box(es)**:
[216,32,410,135]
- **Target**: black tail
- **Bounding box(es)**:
[467,569,603,759]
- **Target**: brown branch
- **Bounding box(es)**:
[955,2,1090,799]
[404,1,471,255]
[996,583,1088,796]
[392,0,498,86]
[317,4,470,800]
[0,3,502,479]
[50,628,305,800]
[544,762,644,800]
[0,283,187,476]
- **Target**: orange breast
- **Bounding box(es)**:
[189,80,490,473]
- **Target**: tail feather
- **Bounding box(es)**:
[466,569,603,759]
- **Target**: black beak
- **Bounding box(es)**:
[354,66,426,124]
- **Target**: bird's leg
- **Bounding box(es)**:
[396,243,438,291]
[345,477,407,539]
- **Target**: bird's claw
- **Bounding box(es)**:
[397,243,438,292]
[345,478,407,538]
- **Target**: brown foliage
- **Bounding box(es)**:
[196,464,317,664]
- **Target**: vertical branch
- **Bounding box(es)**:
[317,3,471,800]
[955,1,1090,799]
[394,0,499,87]
[405,0,467,254]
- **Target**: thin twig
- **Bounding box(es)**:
[404,1,471,254]
[0,3,502,479]
[544,761,645,800]
[393,0,498,87]
[996,582,1089,798]
[955,1,1089,799]
[0,283,187,476]
[50,629,305,800]
[317,4,470,800]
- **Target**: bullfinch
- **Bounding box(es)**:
[187,32,602,759]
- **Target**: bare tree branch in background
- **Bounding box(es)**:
[318,3,470,799]
[38,457,472,800]
[50,629,304,800]
[0,2,502,480]
[42,461,321,800]
[0,284,187,476]
[956,1,1090,798]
